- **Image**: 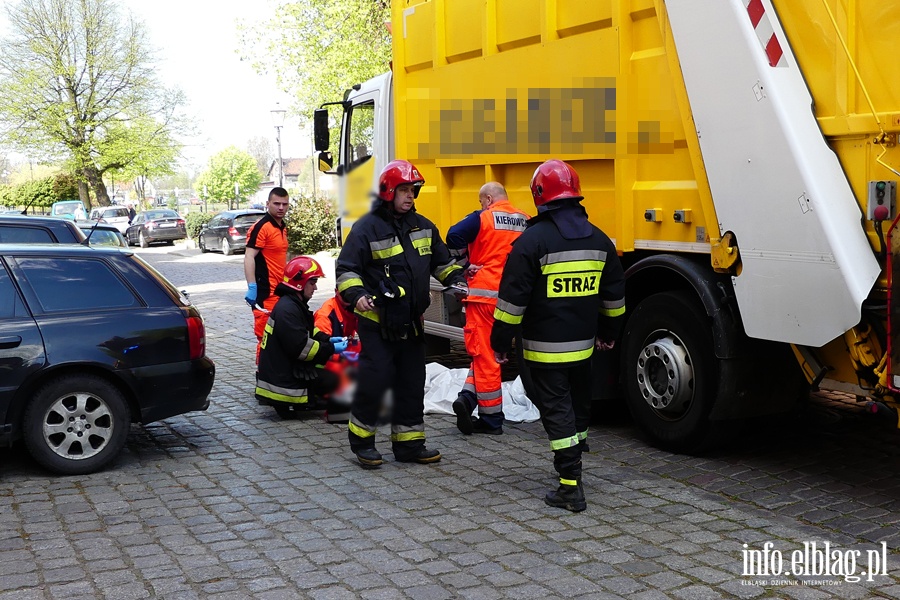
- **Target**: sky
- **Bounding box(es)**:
[120,0,309,172]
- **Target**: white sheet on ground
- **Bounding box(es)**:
[423,362,540,423]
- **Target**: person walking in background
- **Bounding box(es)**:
[244,187,290,363]
[491,159,625,512]
[335,159,467,468]
[446,182,528,435]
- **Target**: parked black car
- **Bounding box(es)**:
[198,209,264,255]
[125,209,187,247]
[0,244,215,474]
[0,214,87,243]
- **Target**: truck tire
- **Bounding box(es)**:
[23,375,131,475]
[622,290,720,452]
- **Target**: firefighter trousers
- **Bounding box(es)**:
[526,361,592,481]
[458,301,504,429]
[347,319,428,461]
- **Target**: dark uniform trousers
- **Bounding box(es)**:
[526,360,592,481]
[348,319,427,461]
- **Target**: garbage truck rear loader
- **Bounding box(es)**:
[315,0,900,450]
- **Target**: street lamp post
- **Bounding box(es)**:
[271,105,287,188]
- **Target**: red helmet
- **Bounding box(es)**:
[530,159,583,207]
[378,159,424,202]
[282,256,325,292]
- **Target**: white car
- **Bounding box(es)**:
[88,206,132,233]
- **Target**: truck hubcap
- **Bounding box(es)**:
[636,332,694,415]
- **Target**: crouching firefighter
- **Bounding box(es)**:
[256,255,350,419]
[335,159,467,468]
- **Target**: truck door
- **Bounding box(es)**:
[0,257,45,428]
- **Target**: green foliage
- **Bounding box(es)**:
[285,193,338,254]
[0,173,81,209]
[195,147,262,207]
[0,0,188,206]
[239,0,391,118]
[185,212,214,239]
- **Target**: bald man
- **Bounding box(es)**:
[446,182,529,435]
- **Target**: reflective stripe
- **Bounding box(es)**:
[495,298,525,316]
[541,259,605,275]
[547,272,600,297]
[337,272,364,292]
[540,249,607,267]
[559,478,578,486]
[468,288,498,299]
[434,262,462,282]
[463,368,476,395]
[355,308,380,323]
[349,416,376,438]
[494,307,523,325]
[600,298,626,317]
[491,211,528,232]
[370,237,403,260]
[476,389,502,401]
[550,435,580,451]
[577,430,588,442]
[409,229,432,255]
[390,423,425,443]
[297,338,320,361]
[256,381,309,404]
[523,338,594,363]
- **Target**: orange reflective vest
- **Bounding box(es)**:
[466,199,529,304]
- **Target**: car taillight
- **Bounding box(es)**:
[228,226,239,237]
[177,219,185,226]
[186,316,205,359]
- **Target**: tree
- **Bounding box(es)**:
[246,136,274,176]
[0,0,187,209]
[195,147,262,210]
[239,0,391,119]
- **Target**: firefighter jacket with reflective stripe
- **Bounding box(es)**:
[335,202,465,325]
[256,292,335,404]
[314,297,359,338]
[448,199,528,305]
[490,212,626,368]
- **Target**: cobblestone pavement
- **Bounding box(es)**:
[2,244,900,599]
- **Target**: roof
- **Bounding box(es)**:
[267,158,307,179]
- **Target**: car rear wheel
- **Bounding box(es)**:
[23,375,131,475]
[222,237,233,256]
[139,231,149,248]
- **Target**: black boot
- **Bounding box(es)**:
[452,398,474,435]
[355,447,383,469]
[396,447,442,464]
[544,480,586,512]
[471,418,502,435]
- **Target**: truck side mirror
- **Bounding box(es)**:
[314,109,330,151]
[317,151,334,173]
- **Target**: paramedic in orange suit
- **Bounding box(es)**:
[446,182,529,435]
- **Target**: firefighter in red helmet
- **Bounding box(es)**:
[491,159,626,512]
[256,256,348,419]
[335,159,467,468]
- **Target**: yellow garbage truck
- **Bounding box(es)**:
[314,0,900,449]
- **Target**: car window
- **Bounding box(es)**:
[104,208,130,218]
[86,230,125,247]
[208,216,222,227]
[0,225,55,243]
[0,261,26,318]
[233,214,262,228]
[17,257,139,312]
[132,214,144,225]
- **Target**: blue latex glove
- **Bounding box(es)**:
[245,282,257,306]
[332,339,349,353]
[329,337,344,343]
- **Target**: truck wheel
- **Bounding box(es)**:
[622,291,719,452]
[23,375,131,475]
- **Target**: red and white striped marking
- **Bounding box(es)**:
[744,0,785,67]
